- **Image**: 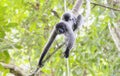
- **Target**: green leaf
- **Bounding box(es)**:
[0,50,10,63]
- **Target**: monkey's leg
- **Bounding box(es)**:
[64,24,75,58]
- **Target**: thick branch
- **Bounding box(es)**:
[91,2,120,11]
[0,62,26,76]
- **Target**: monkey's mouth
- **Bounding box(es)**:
[58,28,65,34]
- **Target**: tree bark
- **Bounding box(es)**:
[0,62,26,76]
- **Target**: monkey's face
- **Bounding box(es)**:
[56,22,67,34]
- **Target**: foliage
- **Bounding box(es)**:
[0,0,120,76]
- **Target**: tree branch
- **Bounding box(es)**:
[0,62,26,76]
[43,42,65,63]
[91,2,120,11]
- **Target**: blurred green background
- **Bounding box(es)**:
[0,0,120,76]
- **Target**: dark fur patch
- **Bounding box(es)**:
[56,22,67,34]
[64,47,70,58]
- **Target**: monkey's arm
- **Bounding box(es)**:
[73,14,83,31]
[38,28,57,67]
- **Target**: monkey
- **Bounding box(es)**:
[38,21,75,67]
[38,12,83,67]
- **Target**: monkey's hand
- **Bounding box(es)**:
[38,61,44,68]
[64,48,70,58]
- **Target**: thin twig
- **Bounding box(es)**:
[43,42,65,63]
[51,10,60,18]
[66,58,70,76]
[91,2,120,11]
